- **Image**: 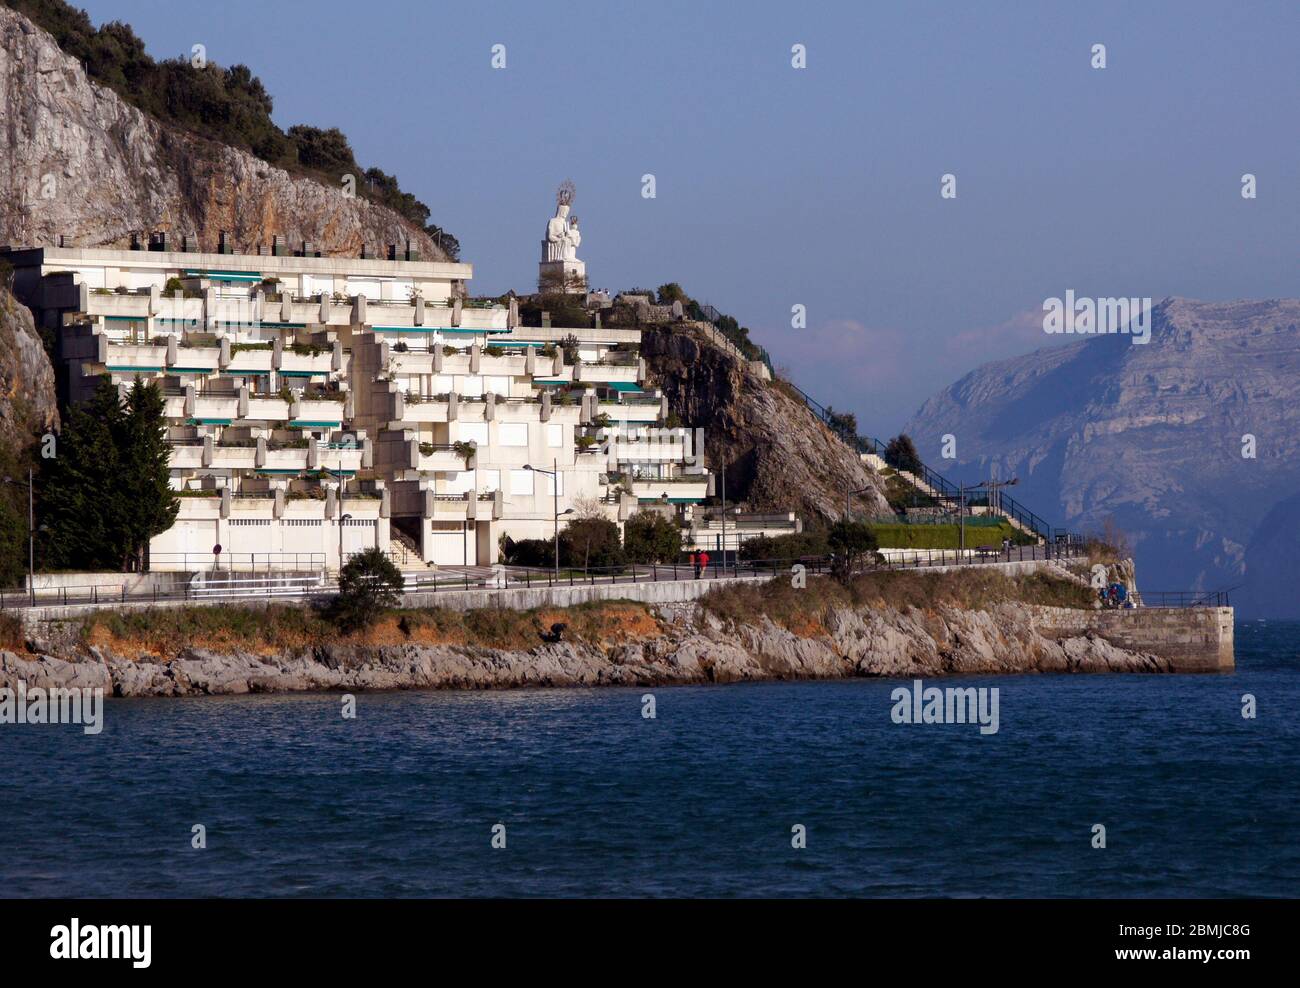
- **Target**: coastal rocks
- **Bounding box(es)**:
[0,597,1181,699]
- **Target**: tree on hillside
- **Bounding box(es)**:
[824,406,859,444]
[828,520,880,582]
[38,378,178,572]
[656,283,690,305]
[884,434,924,475]
[623,511,683,564]
[38,378,125,571]
[559,517,625,570]
[119,380,179,571]
[331,547,405,631]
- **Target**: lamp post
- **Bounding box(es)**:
[957,477,1019,555]
[322,467,350,578]
[524,459,570,577]
[845,484,874,522]
[3,468,35,604]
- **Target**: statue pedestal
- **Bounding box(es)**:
[539,258,587,294]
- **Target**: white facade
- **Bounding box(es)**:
[5,242,710,572]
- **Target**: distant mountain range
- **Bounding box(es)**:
[905,297,1300,617]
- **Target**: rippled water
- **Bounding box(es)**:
[2,621,1297,897]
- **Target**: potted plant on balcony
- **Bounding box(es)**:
[452,440,477,465]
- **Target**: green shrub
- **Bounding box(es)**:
[329,546,405,631]
[623,511,682,564]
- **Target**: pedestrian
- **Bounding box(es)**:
[699,550,711,578]
[691,550,701,580]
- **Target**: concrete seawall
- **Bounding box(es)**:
[1029,604,1234,672]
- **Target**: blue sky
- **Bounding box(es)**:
[76,0,1299,434]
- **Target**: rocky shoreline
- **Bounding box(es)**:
[0,598,1175,698]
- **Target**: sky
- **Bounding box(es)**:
[73,0,1299,435]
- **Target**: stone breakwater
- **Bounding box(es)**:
[0,599,1230,699]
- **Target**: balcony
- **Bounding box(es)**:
[575,360,640,387]
[293,398,346,427]
[598,399,660,423]
[416,443,472,472]
[189,395,241,424]
[630,478,709,503]
[246,397,293,421]
[211,444,260,471]
[171,345,220,374]
[102,342,168,372]
[227,347,274,376]
[280,349,334,377]
[613,438,687,462]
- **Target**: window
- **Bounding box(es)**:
[477,470,500,493]
[458,375,483,397]
[509,469,534,495]
[499,423,528,447]
[457,422,488,446]
[543,472,565,497]
[546,423,564,448]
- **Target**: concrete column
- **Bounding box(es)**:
[255,436,266,468]
[380,487,391,518]
[448,392,459,421]
[204,287,217,330]
[166,335,178,367]
[540,390,552,422]
[432,346,443,373]
[238,385,249,418]
[319,293,330,324]
[452,297,463,327]
[220,488,231,519]
[201,435,213,468]
[218,337,231,369]
[272,337,283,370]
[332,337,343,371]
[352,295,367,326]
[274,489,285,518]
[525,348,536,375]
[184,384,195,417]
[414,296,425,326]
[469,343,480,374]
[149,284,161,316]
[484,392,496,421]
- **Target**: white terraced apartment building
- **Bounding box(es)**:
[1,238,711,572]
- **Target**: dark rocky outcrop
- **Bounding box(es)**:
[641,323,890,523]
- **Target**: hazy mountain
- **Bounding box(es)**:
[905,297,1300,617]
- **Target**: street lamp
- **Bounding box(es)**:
[845,484,874,522]
[2,469,35,604]
[524,459,570,576]
[322,466,350,577]
[957,477,1018,552]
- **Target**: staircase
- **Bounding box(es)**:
[387,530,422,569]
[783,380,1060,543]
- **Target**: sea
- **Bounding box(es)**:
[1,620,1296,898]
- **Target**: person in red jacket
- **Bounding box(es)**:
[698,550,711,578]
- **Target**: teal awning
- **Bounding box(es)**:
[107,365,163,372]
[226,369,271,375]
[292,420,342,428]
[279,370,327,377]
[608,382,643,392]
[183,269,264,282]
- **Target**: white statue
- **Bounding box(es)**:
[543,181,582,262]
[539,180,587,293]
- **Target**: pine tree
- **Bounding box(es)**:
[118,380,178,571]
[39,378,125,570]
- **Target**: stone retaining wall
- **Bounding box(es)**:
[1029,604,1234,672]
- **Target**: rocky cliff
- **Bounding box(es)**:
[0,283,57,445]
[1,594,1169,698]
[641,324,891,523]
[0,6,444,258]
[904,297,1300,616]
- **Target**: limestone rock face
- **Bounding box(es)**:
[640,324,891,523]
[904,297,1300,616]
[0,6,444,259]
[0,598,1170,698]
[0,285,58,445]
